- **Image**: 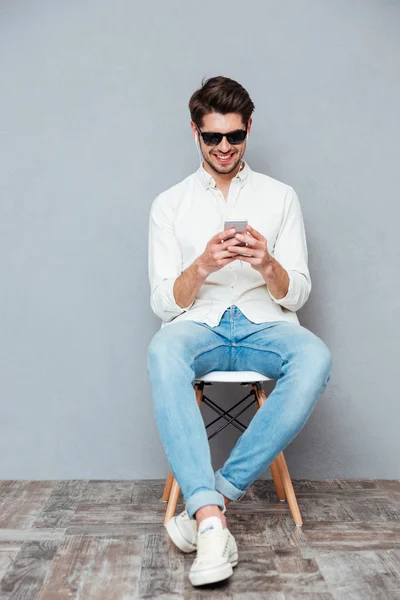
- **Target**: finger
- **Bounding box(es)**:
[216,249,240,260]
[220,238,241,249]
[236,255,256,264]
[228,245,263,257]
[217,228,236,243]
[235,232,257,246]
[246,224,263,240]
[219,255,239,265]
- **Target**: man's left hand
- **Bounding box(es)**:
[228,224,273,273]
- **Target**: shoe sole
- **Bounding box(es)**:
[165,517,197,553]
[189,551,239,586]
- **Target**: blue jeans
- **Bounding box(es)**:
[147,305,331,520]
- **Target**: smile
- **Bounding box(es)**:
[213,153,235,163]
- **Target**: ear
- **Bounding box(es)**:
[190,120,198,140]
[246,117,253,137]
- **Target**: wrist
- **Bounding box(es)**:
[261,256,277,279]
[193,258,209,283]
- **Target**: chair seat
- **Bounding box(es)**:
[195,370,272,383]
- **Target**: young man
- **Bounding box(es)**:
[147,76,331,587]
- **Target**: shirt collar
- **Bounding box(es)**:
[196,159,250,190]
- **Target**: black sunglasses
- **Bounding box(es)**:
[196,124,248,146]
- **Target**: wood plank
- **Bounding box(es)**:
[33,480,89,529]
[262,514,315,558]
[274,549,321,574]
[185,589,285,600]
[291,479,348,493]
[225,513,271,547]
[378,480,400,498]
[186,546,330,596]
[138,533,184,599]
[294,496,354,522]
[379,549,400,581]
[0,529,66,542]
[0,542,21,583]
[226,503,289,516]
[303,521,400,550]
[70,503,165,526]
[339,495,400,522]
[0,481,56,499]
[0,481,55,529]
[131,479,167,504]
[315,550,400,599]
[37,535,142,600]
[336,479,382,491]
[80,480,135,504]
[284,594,333,600]
[65,523,161,537]
[240,479,276,504]
[0,540,59,599]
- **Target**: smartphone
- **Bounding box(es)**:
[223,219,248,246]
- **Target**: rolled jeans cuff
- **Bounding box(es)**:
[185,489,226,520]
[214,469,246,501]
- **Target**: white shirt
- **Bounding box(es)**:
[148,160,311,329]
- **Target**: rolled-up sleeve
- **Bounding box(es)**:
[148,194,194,322]
[267,187,311,312]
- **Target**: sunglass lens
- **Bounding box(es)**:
[227,130,247,144]
[202,132,223,145]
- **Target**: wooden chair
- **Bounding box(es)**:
[162,371,303,527]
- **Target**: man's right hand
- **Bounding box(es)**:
[196,228,241,279]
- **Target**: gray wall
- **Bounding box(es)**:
[1,0,399,480]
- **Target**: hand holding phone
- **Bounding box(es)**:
[196,224,245,279]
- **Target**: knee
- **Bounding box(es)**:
[147,332,169,371]
[294,335,332,393]
[313,340,332,392]
[311,338,331,375]
[147,330,186,374]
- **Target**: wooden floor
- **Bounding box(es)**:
[0,479,399,599]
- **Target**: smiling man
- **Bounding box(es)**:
[147,76,332,587]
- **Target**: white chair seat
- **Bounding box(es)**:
[195,370,272,383]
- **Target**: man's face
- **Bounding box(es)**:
[192,113,251,176]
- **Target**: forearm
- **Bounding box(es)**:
[260,257,289,300]
[173,259,207,309]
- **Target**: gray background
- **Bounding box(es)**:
[1,0,399,480]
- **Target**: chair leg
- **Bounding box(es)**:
[252,383,303,527]
[162,470,174,502]
[164,478,181,525]
[270,460,286,502]
[162,383,205,526]
[274,452,303,526]
[251,384,286,502]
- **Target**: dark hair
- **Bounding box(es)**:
[189,76,255,128]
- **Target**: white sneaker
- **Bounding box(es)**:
[165,504,226,554]
[165,510,198,553]
[188,516,239,587]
